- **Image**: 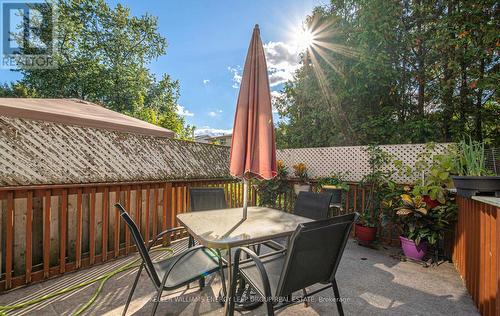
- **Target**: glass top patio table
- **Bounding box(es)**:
[176,206,312,249]
[177,206,312,315]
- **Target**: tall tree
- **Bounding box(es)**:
[9,0,194,139]
[276,0,499,148]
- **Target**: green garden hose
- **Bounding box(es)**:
[0,248,173,316]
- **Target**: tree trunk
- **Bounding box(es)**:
[459,51,468,131]
[415,0,425,117]
[442,0,455,142]
[474,58,485,141]
[442,61,453,141]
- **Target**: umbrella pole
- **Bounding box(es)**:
[242,178,248,220]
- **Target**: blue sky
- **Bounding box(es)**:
[0,0,325,136]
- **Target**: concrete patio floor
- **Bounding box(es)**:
[0,239,478,316]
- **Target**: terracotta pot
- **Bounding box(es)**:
[293,183,311,195]
[400,236,428,261]
[355,224,377,244]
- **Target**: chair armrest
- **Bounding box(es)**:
[246,239,286,251]
[230,247,274,306]
[233,246,286,266]
[259,240,287,253]
[148,226,186,250]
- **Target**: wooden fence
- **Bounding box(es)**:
[453,196,499,316]
[0,178,252,292]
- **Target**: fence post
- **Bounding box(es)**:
[163,182,173,245]
[43,190,51,278]
[5,192,14,289]
[60,190,68,273]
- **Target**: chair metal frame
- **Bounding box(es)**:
[115,203,225,316]
[228,213,358,316]
[322,187,344,213]
[186,187,229,296]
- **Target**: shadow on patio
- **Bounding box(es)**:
[0,239,477,316]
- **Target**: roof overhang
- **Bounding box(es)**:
[0,98,175,138]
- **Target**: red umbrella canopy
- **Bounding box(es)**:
[230,25,277,181]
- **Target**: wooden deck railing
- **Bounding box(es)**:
[453,196,499,316]
[0,178,252,292]
[0,178,405,292]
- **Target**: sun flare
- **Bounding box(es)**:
[292,27,315,53]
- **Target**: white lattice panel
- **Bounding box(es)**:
[277,143,453,184]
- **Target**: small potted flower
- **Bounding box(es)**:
[292,163,310,195]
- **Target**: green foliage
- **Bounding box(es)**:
[395,143,458,204]
[396,193,457,245]
[5,0,193,139]
[456,137,490,176]
[393,143,459,246]
[255,161,291,208]
[357,211,378,228]
[318,171,350,191]
[275,0,499,148]
[358,145,402,227]
[0,82,37,98]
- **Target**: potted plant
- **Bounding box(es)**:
[395,194,430,260]
[292,163,311,195]
[355,145,396,244]
[405,144,457,208]
[355,211,378,244]
[452,138,500,198]
[395,193,457,261]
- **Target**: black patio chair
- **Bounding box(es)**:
[259,191,334,252]
[188,187,230,297]
[189,187,228,211]
[228,212,358,316]
[322,188,344,214]
[114,203,223,316]
[293,191,333,220]
[188,187,227,247]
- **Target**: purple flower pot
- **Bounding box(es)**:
[400,236,427,261]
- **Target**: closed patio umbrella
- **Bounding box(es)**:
[230,24,277,219]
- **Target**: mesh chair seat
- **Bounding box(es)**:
[238,253,285,297]
[153,247,220,289]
